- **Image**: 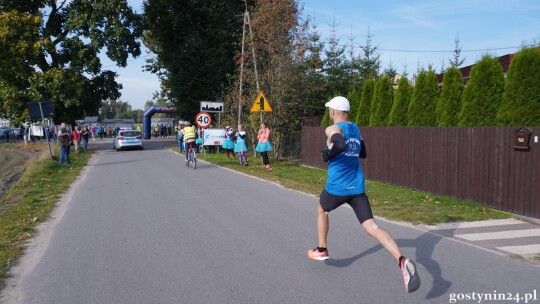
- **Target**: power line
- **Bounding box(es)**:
[341,43,538,53]
[378,46,525,53]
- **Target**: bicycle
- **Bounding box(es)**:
[186,146,197,169]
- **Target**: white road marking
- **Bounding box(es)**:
[425,218,523,230]
[455,229,540,241]
[497,244,540,255]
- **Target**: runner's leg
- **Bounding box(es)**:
[317,203,329,248]
[350,194,402,262]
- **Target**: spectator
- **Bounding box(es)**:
[234,124,249,166]
[57,122,71,165]
[81,126,90,151]
[222,126,236,159]
[72,126,81,153]
[255,122,272,169]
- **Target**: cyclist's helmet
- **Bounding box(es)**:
[184,121,191,126]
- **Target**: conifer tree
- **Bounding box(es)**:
[370,76,394,126]
[388,76,411,126]
[323,16,349,95]
[497,47,540,126]
[295,16,327,119]
[437,67,464,126]
[449,34,466,68]
[347,88,360,123]
[459,55,504,126]
[358,28,380,81]
[355,78,374,126]
[408,70,439,126]
[321,107,330,126]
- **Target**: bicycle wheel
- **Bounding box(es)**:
[193,153,197,169]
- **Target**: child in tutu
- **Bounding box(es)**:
[234,124,249,166]
[255,122,272,169]
[222,126,236,159]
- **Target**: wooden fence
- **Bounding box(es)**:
[301,126,540,219]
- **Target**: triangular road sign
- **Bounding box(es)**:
[250,92,273,112]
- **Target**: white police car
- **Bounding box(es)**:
[113,130,143,151]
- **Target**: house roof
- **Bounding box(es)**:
[436,53,514,84]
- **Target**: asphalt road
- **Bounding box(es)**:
[2,139,540,304]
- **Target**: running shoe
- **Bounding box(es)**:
[307,248,329,261]
[400,258,420,293]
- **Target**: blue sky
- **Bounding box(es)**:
[107,0,540,110]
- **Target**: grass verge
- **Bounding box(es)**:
[191,151,511,225]
[0,143,92,286]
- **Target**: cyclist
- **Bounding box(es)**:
[180,122,197,163]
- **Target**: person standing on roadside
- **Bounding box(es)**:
[57,122,71,165]
[255,122,272,169]
[222,126,236,159]
[234,124,249,166]
[307,96,420,293]
[72,126,81,153]
[81,126,90,151]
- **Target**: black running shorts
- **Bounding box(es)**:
[319,189,374,224]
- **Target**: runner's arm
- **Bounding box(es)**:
[321,125,346,162]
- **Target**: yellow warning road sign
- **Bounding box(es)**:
[250,92,272,112]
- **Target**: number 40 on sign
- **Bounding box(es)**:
[195,112,212,128]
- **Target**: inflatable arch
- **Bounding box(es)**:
[142,105,176,139]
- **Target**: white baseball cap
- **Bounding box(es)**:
[325,96,350,111]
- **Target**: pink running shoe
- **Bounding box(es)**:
[400,257,420,293]
[307,248,329,261]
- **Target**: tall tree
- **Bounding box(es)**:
[323,15,349,96]
[144,0,245,120]
[241,0,304,154]
[0,11,41,123]
[292,15,326,118]
[449,34,466,68]
[0,1,142,124]
[497,47,540,126]
[388,76,411,126]
[347,26,362,89]
[370,75,394,126]
[408,70,439,126]
[347,88,360,124]
[355,78,374,126]
[358,28,380,81]
[437,67,464,126]
[459,55,504,126]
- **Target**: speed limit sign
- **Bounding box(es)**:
[195,112,212,128]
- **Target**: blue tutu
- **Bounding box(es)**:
[222,140,235,149]
[255,141,272,152]
[234,141,247,153]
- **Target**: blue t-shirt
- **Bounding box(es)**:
[325,121,365,196]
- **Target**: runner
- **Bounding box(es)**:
[307,96,420,293]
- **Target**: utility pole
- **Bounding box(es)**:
[238,1,261,125]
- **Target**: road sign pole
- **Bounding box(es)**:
[39,102,53,160]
